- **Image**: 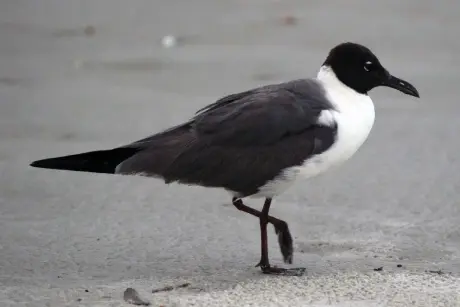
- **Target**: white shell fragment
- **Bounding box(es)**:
[161,35,177,48]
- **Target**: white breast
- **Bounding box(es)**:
[254,66,375,198]
[295,66,376,178]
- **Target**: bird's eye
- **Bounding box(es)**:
[364,61,373,72]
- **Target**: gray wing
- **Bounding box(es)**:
[116,79,337,196]
[191,79,333,146]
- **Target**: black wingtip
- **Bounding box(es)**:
[29,148,142,174]
[29,156,80,171]
[30,159,54,169]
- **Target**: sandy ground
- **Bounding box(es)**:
[1,0,460,306]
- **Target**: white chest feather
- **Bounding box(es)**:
[300,88,375,177]
[304,67,376,172]
[254,66,375,198]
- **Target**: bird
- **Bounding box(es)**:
[30,42,420,276]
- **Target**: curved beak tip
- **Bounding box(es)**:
[383,74,420,99]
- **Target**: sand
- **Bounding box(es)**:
[1,0,460,306]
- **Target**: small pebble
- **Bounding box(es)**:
[161,35,177,48]
[84,25,96,36]
[123,288,151,306]
[152,283,190,293]
[426,269,446,275]
[281,15,297,26]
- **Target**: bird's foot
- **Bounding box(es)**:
[274,223,293,264]
[255,261,306,276]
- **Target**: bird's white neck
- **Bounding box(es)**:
[316,65,373,111]
[317,66,361,96]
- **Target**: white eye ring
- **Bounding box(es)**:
[364,61,373,72]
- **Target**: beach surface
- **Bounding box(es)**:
[1,1,460,306]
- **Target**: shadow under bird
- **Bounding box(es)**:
[31,42,420,276]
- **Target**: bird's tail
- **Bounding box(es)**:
[30,147,141,174]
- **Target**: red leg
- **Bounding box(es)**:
[232,197,293,264]
[236,197,306,276]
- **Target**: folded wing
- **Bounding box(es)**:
[116,79,337,196]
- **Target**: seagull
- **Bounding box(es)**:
[30,42,419,276]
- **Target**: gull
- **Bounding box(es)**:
[31,42,420,276]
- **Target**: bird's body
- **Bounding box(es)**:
[30,42,419,276]
[31,67,375,199]
[119,75,336,199]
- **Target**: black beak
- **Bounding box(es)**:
[381,74,420,98]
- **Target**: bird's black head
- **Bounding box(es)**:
[323,42,419,98]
